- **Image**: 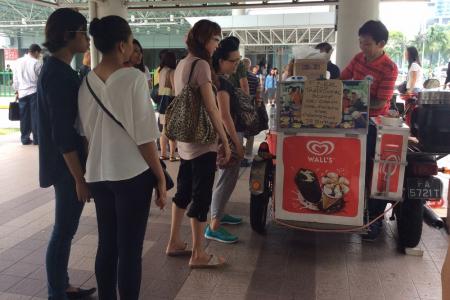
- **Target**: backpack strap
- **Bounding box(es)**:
[188,59,201,84]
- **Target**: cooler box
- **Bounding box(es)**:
[274,132,366,226]
[369,117,409,201]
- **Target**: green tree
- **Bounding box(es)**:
[425,25,449,67]
[386,31,407,69]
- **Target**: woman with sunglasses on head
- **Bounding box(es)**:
[78,16,166,299]
[38,8,96,299]
[205,36,245,244]
[165,19,230,269]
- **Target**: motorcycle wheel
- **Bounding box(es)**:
[396,198,424,249]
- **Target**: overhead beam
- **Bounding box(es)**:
[126,1,339,11]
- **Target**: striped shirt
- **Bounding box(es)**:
[341,52,398,116]
[247,71,259,97]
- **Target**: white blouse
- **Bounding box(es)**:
[78,68,159,182]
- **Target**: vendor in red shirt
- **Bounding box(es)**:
[340,20,398,117]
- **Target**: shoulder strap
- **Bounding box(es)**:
[188,59,201,84]
[85,76,125,130]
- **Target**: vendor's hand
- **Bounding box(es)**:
[75,179,91,203]
[155,180,167,210]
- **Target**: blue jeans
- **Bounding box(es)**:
[46,170,84,300]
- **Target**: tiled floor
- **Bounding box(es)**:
[0,132,448,300]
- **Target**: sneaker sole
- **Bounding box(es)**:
[204,234,238,244]
[220,221,242,225]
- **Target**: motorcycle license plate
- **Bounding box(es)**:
[407,177,442,199]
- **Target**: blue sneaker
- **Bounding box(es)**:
[220,214,243,225]
[205,225,238,244]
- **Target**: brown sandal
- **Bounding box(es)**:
[169,156,180,162]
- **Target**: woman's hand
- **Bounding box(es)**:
[235,142,245,160]
[155,179,167,210]
[218,141,231,166]
[75,179,91,203]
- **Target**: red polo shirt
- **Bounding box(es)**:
[341,52,398,116]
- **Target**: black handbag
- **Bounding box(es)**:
[85,77,174,191]
[8,101,20,121]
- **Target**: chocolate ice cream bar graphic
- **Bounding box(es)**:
[295,169,322,204]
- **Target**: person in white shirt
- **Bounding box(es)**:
[12,44,42,145]
[78,16,166,299]
[405,46,423,93]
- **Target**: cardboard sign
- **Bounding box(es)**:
[293,59,327,79]
[301,80,343,127]
[282,135,362,217]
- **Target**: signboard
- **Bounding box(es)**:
[277,80,369,132]
[274,132,366,226]
[4,49,19,61]
[293,59,327,80]
[301,80,343,127]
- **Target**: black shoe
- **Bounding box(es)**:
[361,221,382,242]
[22,139,32,145]
[66,287,97,299]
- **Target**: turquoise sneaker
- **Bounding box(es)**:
[220,214,243,225]
[205,225,238,244]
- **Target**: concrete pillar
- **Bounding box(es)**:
[336,0,379,69]
[88,0,128,67]
[232,8,246,57]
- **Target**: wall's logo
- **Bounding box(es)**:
[306,141,335,156]
[306,141,335,164]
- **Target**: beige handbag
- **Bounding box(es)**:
[164,59,217,144]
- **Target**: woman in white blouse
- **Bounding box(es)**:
[78,16,165,299]
[405,46,423,94]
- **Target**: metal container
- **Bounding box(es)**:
[418,91,450,105]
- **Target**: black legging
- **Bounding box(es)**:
[89,169,154,300]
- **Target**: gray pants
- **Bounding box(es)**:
[244,136,254,159]
[211,133,243,220]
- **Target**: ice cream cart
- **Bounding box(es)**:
[249,79,412,233]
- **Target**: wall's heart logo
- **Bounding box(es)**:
[306,141,335,156]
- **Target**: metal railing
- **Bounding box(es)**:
[0,72,14,97]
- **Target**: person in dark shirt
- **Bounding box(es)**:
[445,61,450,89]
[315,42,340,79]
[37,8,96,300]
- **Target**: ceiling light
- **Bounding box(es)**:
[146,30,150,35]
[167,26,170,32]
[156,24,160,29]
[169,14,174,22]
[180,19,184,25]
[176,29,180,34]
[21,18,26,25]
[136,27,140,33]
[130,15,135,22]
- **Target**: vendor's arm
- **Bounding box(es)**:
[340,55,357,80]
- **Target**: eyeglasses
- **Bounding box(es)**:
[226,57,241,63]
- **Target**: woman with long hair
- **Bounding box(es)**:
[38,8,96,299]
[157,51,178,161]
[127,39,152,88]
[166,19,230,268]
[205,36,245,244]
[78,16,166,299]
[405,46,423,93]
